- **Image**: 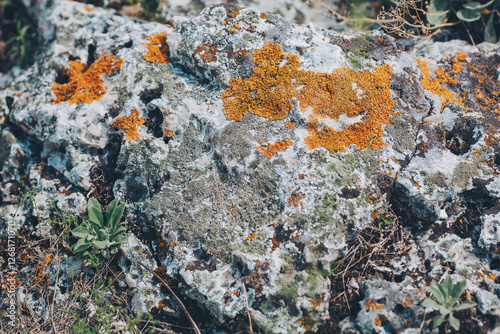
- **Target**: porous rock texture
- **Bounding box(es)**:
[1,1,500,333]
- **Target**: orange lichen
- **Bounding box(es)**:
[257,138,292,157]
[414,58,463,110]
[143,32,169,64]
[84,5,94,11]
[222,41,398,152]
[246,230,260,240]
[193,43,218,63]
[260,13,267,19]
[288,191,305,208]
[114,109,146,141]
[453,51,468,72]
[52,52,123,104]
[365,299,384,311]
[371,211,378,219]
[284,120,295,129]
[374,314,382,326]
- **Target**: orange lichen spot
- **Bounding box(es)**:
[257,138,292,157]
[227,7,241,18]
[260,12,267,19]
[143,32,169,64]
[414,182,419,187]
[31,266,49,286]
[365,299,384,311]
[402,298,414,307]
[374,314,382,326]
[222,41,397,152]
[284,120,295,129]
[84,5,94,11]
[157,299,167,309]
[233,290,240,296]
[14,92,22,97]
[288,191,305,208]
[414,58,463,110]
[52,52,123,104]
[193,43,218,63]
[452,52,467,73]
[311,296,323,308]
[246,230,260,240]
[434,67,457,84]
[114,108,146,141]
[298,316,315,332]
[371,211,378,219]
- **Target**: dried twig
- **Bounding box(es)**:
[242,283,253,334]
[136,260,201,334]
[377,0,459,42]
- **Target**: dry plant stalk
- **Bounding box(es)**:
[377,0,458,42]
[242,283,253,334]
[136,260,202,334]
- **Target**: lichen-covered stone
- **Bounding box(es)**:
[2,0,500,333]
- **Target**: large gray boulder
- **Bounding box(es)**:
[2,1,500,333]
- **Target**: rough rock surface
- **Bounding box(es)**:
[2,1,500,333]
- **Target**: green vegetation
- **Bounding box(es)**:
[5,20,33,67]
[422,276,477,330]
[71,197,128,265]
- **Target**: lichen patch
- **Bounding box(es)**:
[114,108,146,141]
[222,41,398,152]
[52,52,123,104]
[143,32,169,64]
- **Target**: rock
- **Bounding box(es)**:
[1,0,500,333]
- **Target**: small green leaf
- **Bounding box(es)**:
[102,249,110,259]
[88,197,101,212]
[114,234,128,244]
[109,203,125,229]
[462,0,493,10]
[105,199,118,224]
[112,225,127,236]
[72,226,91,238]
[429,284,445,304]
[433,313,446,328]
[94,240,111,249]
[111,247,119,254]
[450,279,466,303]
[452,300,477,311]
[485,12,497,43]
[427,0,449,26]
[457,8,483,22]
[448,313,460,331]
[422,298,441,309]
[73,239,92,253]
[88,206,104,228]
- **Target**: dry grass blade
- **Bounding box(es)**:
[242,283,253,334]
[136,260,201,334]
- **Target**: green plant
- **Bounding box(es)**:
[71,197,128,263]
[130,0,161,18]
[378,212,392,229]
[5,20,32,67]
[422,276,477,330]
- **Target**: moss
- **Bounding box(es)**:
[143,32,169,64]
[52,52,123,104]
[222,41,398,152]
